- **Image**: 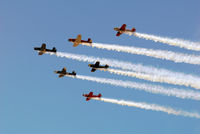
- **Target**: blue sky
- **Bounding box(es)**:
[0,0,200,134]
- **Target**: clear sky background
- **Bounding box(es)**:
[1,0,200,134]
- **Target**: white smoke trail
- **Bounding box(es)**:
[128,32,200,51]
[92,97,200,119]
[81,42,200,65]
[48,52,200,89]
[107,68,200,90]
[47,52,198,77]
[48,52,200,90]
[67,74,200,101]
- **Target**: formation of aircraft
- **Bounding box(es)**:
[54,67,76,78]
[34,24,134,101]
[114,24,136,36]
[82,92,102,101]
[34,43,57,55]
[68,34,92,47]
[88,61,109,72]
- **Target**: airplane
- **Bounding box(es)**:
[114,24,136,36]
[54,67,76,78]
[68,34,92,47]
[88,61,109,72]
[82,92,102,101]
[34,43,57,55]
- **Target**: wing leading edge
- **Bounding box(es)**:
[73,34,82,47]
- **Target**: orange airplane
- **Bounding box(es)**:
[68,34,92,47]
[34,43,57,55]
[54,67,76,78]
[114,24,136,36]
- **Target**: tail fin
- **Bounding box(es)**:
[88,38,92,43]
[132,27,136,32]
[105,65,109,68]
[98,94,102,98]
[72,71,76,75]
[52,47,57,52]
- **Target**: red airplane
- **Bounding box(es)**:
[68,34,92,47]
[82,92,102,101]
[114,24,136,36]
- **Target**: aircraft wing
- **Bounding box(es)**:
[120,24,126,30]
[73,34,82,47]
[116,32,122,36]
[91,68,96,72]
[59,74,65,78]
[62,67,67,73]
[39,51,44,55]
[34,47,41,50]
[89,92,93,96]
[86,97,90,101]
[41,43,46,49]
[73,43,79,47]
[76,34,81,42]
[95,61,100,66]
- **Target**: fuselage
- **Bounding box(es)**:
[54,71,76,76]
[83,92,102,101]
[34,47,45,52]
[114,27,134,33]
[83,94,101,98]
[55,71,65,74]
[68,39,91,43]
[88,64,109,69]
[34,47,56,55]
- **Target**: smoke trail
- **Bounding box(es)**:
[67,74,200,101]
[48,52,199,78]
[128,32,200,51]
[81,42,200,65]
[92,97,200,119]
[107,68,200,90]
[48,52,200,90]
